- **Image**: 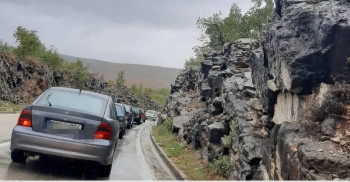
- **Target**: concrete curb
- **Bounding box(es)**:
[150,130,187,180]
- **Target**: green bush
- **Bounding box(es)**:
[0,40,14,52]
[209,154,235,178]
[224,122,237,148]
[34,45,63,69]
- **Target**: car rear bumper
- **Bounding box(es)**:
[146,115,156,120]
[11,126,115,165]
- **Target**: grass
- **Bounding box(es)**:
[0,101,25,112]
[152,124,225,180]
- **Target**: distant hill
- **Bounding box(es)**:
[60,55,182,89]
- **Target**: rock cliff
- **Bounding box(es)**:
[164,0,350,180]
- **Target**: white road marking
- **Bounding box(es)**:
[0,141,10,148]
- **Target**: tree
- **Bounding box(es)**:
[13,26,42,60]
[196,1,273,51]
[185,1,274,69]
[116,70,126,87]
[74,59,87,89]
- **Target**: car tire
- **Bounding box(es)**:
[11,150,27,163]
[99,164,112,177]
[84,162,99,179]
[119,128,124,139]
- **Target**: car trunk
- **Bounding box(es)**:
[31,105,102,140]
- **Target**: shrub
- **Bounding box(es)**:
[224,122,237,148]
[209,154,235,178]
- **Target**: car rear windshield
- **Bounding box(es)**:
[115,104,124,116]
[37,90,107,116]
[131,107,140,114]
[123,104,131,112]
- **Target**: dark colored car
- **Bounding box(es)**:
[10,87,120,178]
[122,104,134,129]
[131,107,142,125]
[115,103,128,139]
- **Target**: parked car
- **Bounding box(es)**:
[146,110,157,121]
[10,87,119,178]
[122,104,134,129]
[131,107,142,125]
[115,103,127,139]
[140,109,146,123]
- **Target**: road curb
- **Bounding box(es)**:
[150,130,187,180]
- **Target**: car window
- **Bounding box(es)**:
[123,104,131,112]
[131,107,140,114]
[115,104,125,116]
[37,90,107,116]
[110,102,117,120]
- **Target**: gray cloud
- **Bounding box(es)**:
[0,0,252,68]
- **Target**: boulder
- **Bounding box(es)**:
[208,122,225,145]
[212,97,223,115]
[321,117,335,136]
[201,60,213,78]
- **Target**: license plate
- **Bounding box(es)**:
[49,120,82,130]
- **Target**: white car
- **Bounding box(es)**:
[145,110,157,121]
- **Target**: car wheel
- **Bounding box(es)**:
[119,128,124,139]
[84,162,99,179]
[99,164,112,177]
[11,150,27,163]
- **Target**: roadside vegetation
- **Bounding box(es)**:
[0,101,25,112]
[184,0,274,69]
[130,83,169,105]
[152,118,224,180]
[1,26,89,89]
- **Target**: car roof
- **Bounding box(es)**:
[48,87,111,100]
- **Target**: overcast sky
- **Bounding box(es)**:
[0,0,252,68]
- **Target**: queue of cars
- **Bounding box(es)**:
[9,87,158,178]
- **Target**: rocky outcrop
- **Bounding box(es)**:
[0,51,159,110]
[165,0,350,180]
[166,39,264,179]
[250,0,350,180]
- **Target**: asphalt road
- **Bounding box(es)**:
[0,114,176,180]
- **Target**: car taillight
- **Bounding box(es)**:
[17,109,32,127]
[137,114,140,118]
[94,122,112,140]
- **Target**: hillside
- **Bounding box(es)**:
[61,54,182,89]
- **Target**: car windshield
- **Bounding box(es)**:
[115,104,124,116]
[37,90,107,116]
[131,107,140,114]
